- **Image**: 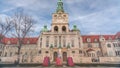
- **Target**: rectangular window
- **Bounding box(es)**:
[5,52,7,57]
[59,36,61,46]
[115,51,120,56]
[10,52,12,56]
[119,51,120,55]
[63,36,66,47]
[39,50,41,54]
[107,44,111,48]
[109,51,113,56]
[78,38,80,48]
[79,50,82,54]
[113,43,116,47]
[63,40,66,47]
[54,36,57,47]
[71,40,74,47]
[40,42,42,48]
[40,38,42,48]
[88,44,92,48]
[96,43,99,47]
[88,53,91,57]
[72,51,75,53]
[118,43,120,47]
[0,52,2,56]
[92,53,95,57]
[45,51,49,53]
[46,36,49,47]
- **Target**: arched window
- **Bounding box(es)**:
[107,44,111,48]
[97,51,101,57]
[62,26,66,32]
[54,26,58,32]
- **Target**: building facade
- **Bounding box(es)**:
[0,0,120,64]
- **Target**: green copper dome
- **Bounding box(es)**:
[41,25,48,32]
[56,0,64,13]
[73,25,79,31]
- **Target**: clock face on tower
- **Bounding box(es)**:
[57,16,65,23]
[53,14,67,23]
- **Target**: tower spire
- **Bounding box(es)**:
[56,0,64,13]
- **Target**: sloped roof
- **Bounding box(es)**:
[82,35,115,43]
[82,35,99,43]
[2,37,38,45]
[115,32,120,38]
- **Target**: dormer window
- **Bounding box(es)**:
[109,37,112,40]
[100,35,105,41]
[7,41,11,45]
[27,40,30,44]
[87,38,91,43]
[102,38,105,41]
[100,35,103,38]
[94,39,98,42]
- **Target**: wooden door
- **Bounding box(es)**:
[54,52,58,61]
[63,52,67,61]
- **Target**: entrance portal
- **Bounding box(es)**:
[53,52,58,61]
[63,52,67,61]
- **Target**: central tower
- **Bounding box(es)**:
[51,0,69,32]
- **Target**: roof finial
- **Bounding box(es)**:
[58,0,62,2]
[56,0,64,13]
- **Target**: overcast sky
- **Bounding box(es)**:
[0,0,120,36]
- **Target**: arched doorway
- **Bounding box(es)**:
[62,26,66,32]
[54,26,58,32]
[53,52,58,61]
[63,52,67,61]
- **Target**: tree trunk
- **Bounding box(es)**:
[17,44,21,65]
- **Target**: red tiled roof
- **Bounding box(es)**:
[2,37,38,45]
[82,35,115,43]
[82,35,99,43]
[115,32,120,38]
[103,35,115,40]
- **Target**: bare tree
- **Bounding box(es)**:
[0,17,13,43]
[11,11,34,64]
